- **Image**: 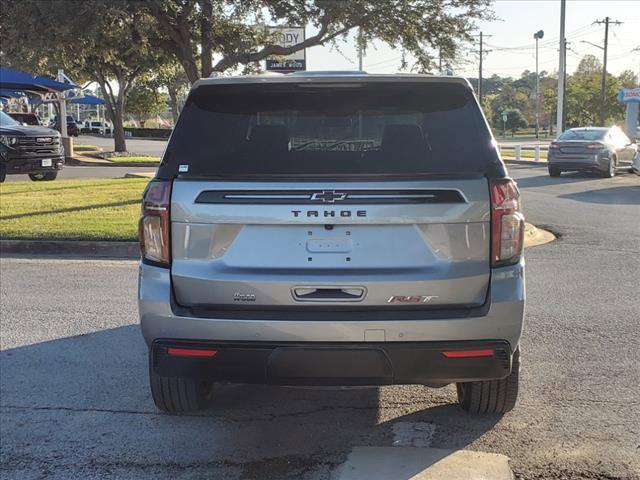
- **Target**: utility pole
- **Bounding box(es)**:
[357,27,363,71]
[534,30,544,139]
[556,0,566,135]
[472,32,492,106]
[479,32,483,103]
[593,17,623,125]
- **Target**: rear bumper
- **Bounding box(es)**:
[548,153,609,171]
[139,259,525,349]
[151,339,513,385]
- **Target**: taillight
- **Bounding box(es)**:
[549,142,560,149]
[586,142,604,149]
[139,180,171,266]
[490,178,525,267]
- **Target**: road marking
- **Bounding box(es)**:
[336,447,513,480]
[392,422,436,448]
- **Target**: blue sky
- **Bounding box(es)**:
[304,0,640,79]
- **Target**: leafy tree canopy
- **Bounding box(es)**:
[144,0,495,82]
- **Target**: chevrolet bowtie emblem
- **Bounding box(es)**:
[310,190,347,203]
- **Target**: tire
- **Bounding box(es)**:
[456,348,520,414]
[0,171,5,183]
[548,166,561,177]
[149,358,214,414]
[28,172,58,181]
[602,156,616,178]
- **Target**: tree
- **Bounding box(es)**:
[574,55,602,77]
[490,85,530,126]
[618,69,639,89]
[126,85,168,127]
[565,55,623,127]
[144,0,495,83]
[503,108,527,136]
[0,1,163,152]
[151,62,189,125]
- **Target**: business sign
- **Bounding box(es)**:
[618,88,640,103]
[266,26,306,73]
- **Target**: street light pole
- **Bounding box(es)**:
[534,30,544,139]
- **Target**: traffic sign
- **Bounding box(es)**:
[266,26,306,73]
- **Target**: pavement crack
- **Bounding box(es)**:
[0,404,158,416]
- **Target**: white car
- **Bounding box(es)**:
[83,120,112,136]
[632,149,640,175]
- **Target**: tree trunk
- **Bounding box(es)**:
[199,0,213,78]
[112,97,127,152]
[168,87,179,125]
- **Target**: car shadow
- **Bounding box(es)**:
[1,325,503,479]
[514,170,604,189]
[559,184,640,205]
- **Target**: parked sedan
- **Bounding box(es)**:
[547,126,637,178]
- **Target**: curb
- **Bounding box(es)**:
[524,223,556,248]
[1,240,139,259]
[66,156,160,168]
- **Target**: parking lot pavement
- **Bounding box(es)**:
[4,166,156,182]
[1,166,639,479]
[76,134,167,157]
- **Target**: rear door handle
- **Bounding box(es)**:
[292,286,366,302]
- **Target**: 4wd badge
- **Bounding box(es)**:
[233,292,256,302]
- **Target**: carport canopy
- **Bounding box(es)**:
[0,67,77,93]
[70,94,105,105]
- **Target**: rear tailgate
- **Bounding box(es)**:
[170,179,490,309]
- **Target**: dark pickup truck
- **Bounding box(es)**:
[1,111,65,182]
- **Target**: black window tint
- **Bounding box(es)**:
[158,82,498,179]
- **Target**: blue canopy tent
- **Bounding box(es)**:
[70,94,105,105]
[0,67,77,93]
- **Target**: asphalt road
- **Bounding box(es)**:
[5,165,156,182]
[78,134,167,156]
[1,166,639,479]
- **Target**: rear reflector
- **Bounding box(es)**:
[442,349,495,358]
[167,347,217,358]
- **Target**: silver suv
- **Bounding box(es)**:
[138,72,525,415]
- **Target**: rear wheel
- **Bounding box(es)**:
[548,166,561,177]
[29,172,58,181]
[149,357,214,414]
[456,348,520,414]
[603,156,616,178]
[0,171,5,183]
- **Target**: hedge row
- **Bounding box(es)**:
[124,127,172,138]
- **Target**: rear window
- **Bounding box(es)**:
[158,81,498,179]
[559,129,606,141]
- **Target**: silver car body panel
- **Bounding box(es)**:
[139,258,525,347]
[170,179,492,309]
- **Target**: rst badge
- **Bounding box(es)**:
[387,295,438,304]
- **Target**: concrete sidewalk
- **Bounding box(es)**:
[337,447,513,480]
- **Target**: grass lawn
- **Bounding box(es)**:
[107,156,160,164]
[74,144,101,152]
[0,178,149,241]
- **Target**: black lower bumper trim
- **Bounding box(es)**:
[151,340,513,386]
[3,156,65,174]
